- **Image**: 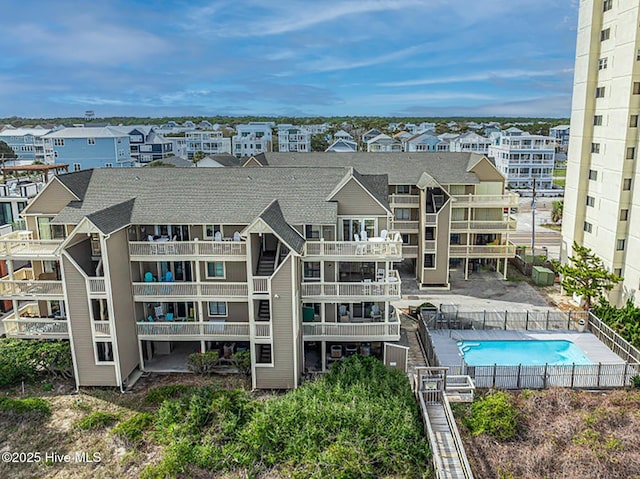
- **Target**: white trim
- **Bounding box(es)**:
[241,216,303,257]
[101,233,124,389]
[204,261,226,279]
[327,171,392,215]
[58,255,81,392]
[207,301,228,317]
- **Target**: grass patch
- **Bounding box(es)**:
[462,391,519,440]
[0,396,51,416]
[540,223,562,231]
[553,178,566,187]
[143,356,429,478]
[112,412,154,445]
[75,411,119,431]
[553,167,567,177]
[144,384,199,406]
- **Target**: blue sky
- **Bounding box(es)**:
[1,0,578,118]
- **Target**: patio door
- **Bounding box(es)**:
[341,218,377,241]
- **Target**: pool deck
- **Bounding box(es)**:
[432,330,624,369]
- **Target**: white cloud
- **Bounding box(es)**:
[379,69,574,87]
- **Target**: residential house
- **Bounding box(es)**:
[333,130,353,141]
[43,126,132,170]
[232,123,273,158]
[548,125,570,148]
[0,127,54,164]
[361,128,382,144]
[325,139,358,152]
[366,134,402,152]
[277,124,311,152]
[488,128,555,189]
[450,132,492,154]
[403,132,442,152]
[126,127,174,164]
[185,131,232,159]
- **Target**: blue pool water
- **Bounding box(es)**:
[458,340,592,366]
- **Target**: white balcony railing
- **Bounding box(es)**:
[391,220,419,232]
[449,244,517,258]
[88,277,106,295]
[425,214,438,225]
[253,322,272,338]
[451,193,519,208]
[301,271,401,299]
[132,282,248,299]
[403,245,419,257]
[303,234,402,259]
[93,321,111,337]
[0,280,64,299]
[128,240,246,258]
[3,318,69,339]
[136,321,250,339]
[252,277,269,294]
[389,194,420,206]
[0,231,62,258]
[423,240,437,252]
[302,322,400,340]
[450,218,517,232]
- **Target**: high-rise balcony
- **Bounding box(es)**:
[303,233,402,260]
[0,231,61,259]
[300,270,401,301]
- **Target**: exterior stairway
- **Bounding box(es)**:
[259,344,272,363]
[257,251,276,276]
[257,300,270,321]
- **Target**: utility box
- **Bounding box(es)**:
[302,306,315,322]
[532,266,555,286]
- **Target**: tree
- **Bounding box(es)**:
[0,141,17,160]
[553,242,622,310]
[310,133,329,152]
[550,200,563,223]
[192,150,205,166]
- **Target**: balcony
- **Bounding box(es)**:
[300,271,401,301]
[449,244,517,258]
[303,233,402,260]
[389,194,420,207]
[425,214,438,225]
[3,318,69,339]
[452,193,519,208]
[135,321,250,341]
[88,277,106,297]
[129,240,246,260]
[403,245,419,257]
[302,322,400,341]
[424,240,437,252]
[391,220,419,232]
[450,218,517,233]
[132,282,248,301]
[0,231,61,259]
[0,271,64,300]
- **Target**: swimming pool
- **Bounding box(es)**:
[458,340,592,366]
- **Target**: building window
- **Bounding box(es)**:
[424,254,435,268]
[208,302,227,317]
[620,209,629,221]
[53,138,65,146]
[603,0,613,11]
[631,115,639,127]
[591,143,600,153]
[395,208,410,220]
[627,147,636,159]
[598,57,608,70]
[600,28,610,41]
[204,224,222,239]
[634,82,640,94]
[396,185,410,194]
[593,115,603,126]
[586,195,595,207]
[206,262,225,278]
[588,169,598,180]
[303,262,320,280]
[583,221,593,233]
[614,268,622,277]
[105,163,113,168]
[96,342,113,362]
[87,138,95,145]
[637,48,640,61]
[595,86,605,98]
[304,225,321,239]
[616,239,626,251]
[73,163,81,172]
[623,178,632,190]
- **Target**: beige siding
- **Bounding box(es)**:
[205,301,249,321]
[105,230,139,383]
[384,344,408,372]
[469,157,506,183]
[24,179,76,215]
[325,303,336,323]
[254,255,296,389]
[200,261,247,281]
[332,178,388,216]
[62,256,117,386]
[475,182,503,195]
[423,203,450,286]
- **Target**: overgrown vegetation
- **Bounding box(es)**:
[0,396,51,416]
[112,412,154,445]
[592,299,640,349]
[0,339,72,386]
[75,411,119,431]
[187,350,252,377]
[460,391,519,440]
[142,356,430,478]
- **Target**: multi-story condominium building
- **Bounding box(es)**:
[277,124,311,152]
[1,166,407,390]
[126,127,174,164]
[259,152,518,285]
[488,128,556,189]
[549,125,571,148]
[0,127,54,164]
[450,132,492,154]
[43,126,133,170]
[367,134,402,152]
[232,123,273,158]
[562,0,640,306]
[185,131,231,159]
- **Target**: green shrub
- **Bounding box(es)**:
[0,397,51,416]
[75,411,119,431]
[229,350,251,376]
[465,391,519,440]
[186,351,220,374]
[0,339,72,386]
[632,375,640,389]
[144,385,198,406]
[112,412,154,445]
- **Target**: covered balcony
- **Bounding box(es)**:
[303,231,402,260]
[2,302,68,339]
[301,270,401,301]
[135,321,250,341]
[132,281,248,301]
[129,238,246,260]
[449,244,517,258]
[450,217,517,233]
[0,230,61,259]
[0,268,64,300]
[302,306,400,341]
[451,193,519,208]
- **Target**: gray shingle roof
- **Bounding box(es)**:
[258,200,305,254]
[262,152,482,185]
[57,169,94,200]
[53,167,353,226]
[353,171,389,211]
[87,198,135,235]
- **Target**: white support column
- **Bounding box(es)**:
[465,257,469,280]
[503,257,508,279]
[8,259,18,319]
[321,340,326,372]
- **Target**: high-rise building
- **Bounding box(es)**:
[563,0,640,306]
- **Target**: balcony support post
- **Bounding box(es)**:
[503,257,508,280]
[464,257,469,280]
[321,340,326,372]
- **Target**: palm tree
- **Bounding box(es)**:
[551,200,563,224]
